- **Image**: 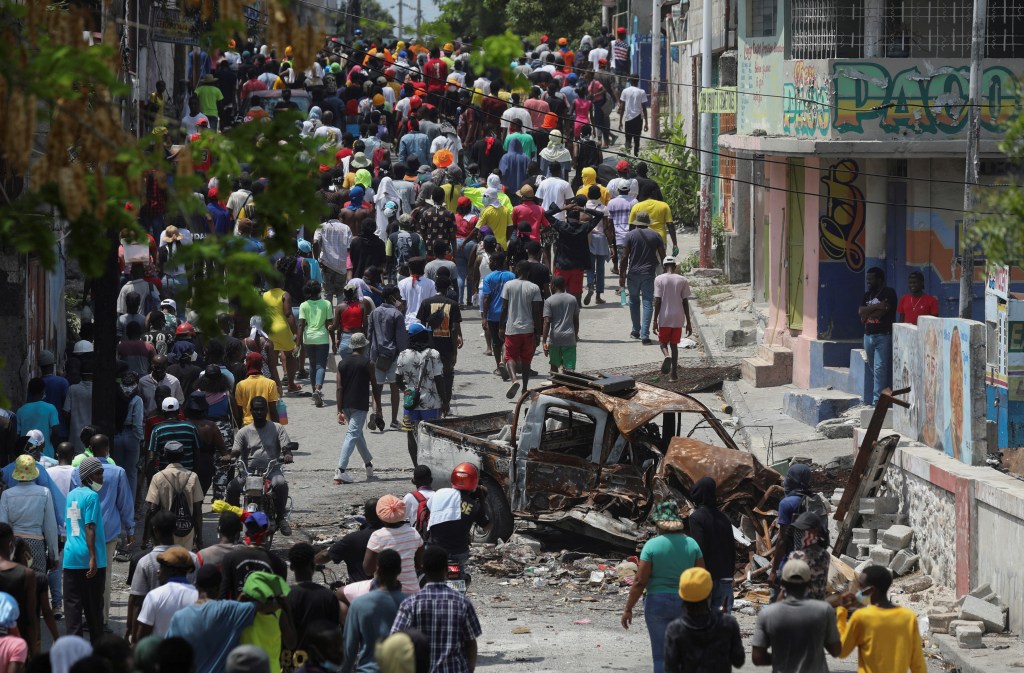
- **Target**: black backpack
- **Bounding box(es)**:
[171,486,194,537]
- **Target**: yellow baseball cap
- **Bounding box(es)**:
[678,567,713,602]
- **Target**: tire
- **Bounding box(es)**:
[472,473,514,544]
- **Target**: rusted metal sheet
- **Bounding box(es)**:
[654,437,782,508]
[548,382,712,437]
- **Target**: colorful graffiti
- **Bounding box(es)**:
[892,317,987,466]
[818,160,865,271]
[783,83,831,136]
[833,63,1022,135]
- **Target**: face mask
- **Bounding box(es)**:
[90,481,102,492]
[855,589,871,607]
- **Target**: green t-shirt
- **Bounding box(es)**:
[195,85,224,117]
[300,299,332,345]
[639,533,704,594]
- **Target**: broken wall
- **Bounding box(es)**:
[893,317,987,466]
[883,464,957,587]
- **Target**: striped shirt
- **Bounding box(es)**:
[366,524,423,595]
[146,419,201,472]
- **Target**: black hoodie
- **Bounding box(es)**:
[664,607,744,673]
[688,477,736,581]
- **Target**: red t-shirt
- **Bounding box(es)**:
[897,293,939,325]
[512,201,548,241]
[423,58,448,93]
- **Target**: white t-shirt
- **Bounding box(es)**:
[403,487,435,526]
[606,177,639,200]
[536,177,574,221]
[620,86,649,122]
[588,48,609,71]
[398,276,437,328]
[501,106,533,131]
[181,113,209,135]
[313,220,353,275]
[137,581,199,636]
[653,273,693,328]
[313,125,343,148]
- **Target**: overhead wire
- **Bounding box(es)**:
[315,38,1008,215]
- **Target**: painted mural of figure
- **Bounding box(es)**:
[858,267,898,405]
[921,323,941,448]
[897,271,939,326]
[948,327,965,461]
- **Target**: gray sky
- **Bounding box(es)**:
[379,0,440,25]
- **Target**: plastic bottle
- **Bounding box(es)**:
[620,288,628,306]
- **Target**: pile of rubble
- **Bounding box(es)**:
[832,493,920,577]
[929,583,1010,648]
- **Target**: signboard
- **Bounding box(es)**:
[151,7,199,45]
[987,265,1010,300]
[698,86,737,114]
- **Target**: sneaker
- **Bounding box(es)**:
[52,610,63,622]
[506,381,521,399]
[389,420,402,431]
[365,464,376,481]
[642,338,653,346]
[630,331,640,340]
[333,468,354,485]
[661,357,672,374]
[297,368,309,380]
[312,390,324,407]
[595,295,606,304]
[277,518,292,536]
[584,288,593,305]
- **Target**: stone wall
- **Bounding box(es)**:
[885,463,958,588]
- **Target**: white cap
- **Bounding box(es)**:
[161,298,177,311]
[663,255,677,266]
[26,429,45,447]
[73,340,94,354]
[161,397,180,412]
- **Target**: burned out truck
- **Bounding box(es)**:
[416,375,781,549]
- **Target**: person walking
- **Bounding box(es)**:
[263,260,300,394]
[62,457,107,643]
[653,256,693,381]
[415,273,463,415]
[16,378,60,459]
[112,367,145,506]
[858,267,897,405]
[396,325,444,466]
[664,567,745,673]
[619,211,665,344]
[367,286,406,432]
[751,558,841,672]
[297,280,332,408]
[364,495,423,596]
[480,252,516,378]
[620,501,704,673]
[617,75,648,156]
[142,440,204,551]
[313,206,354,306]
[688,477,736,613]
[0,524,37,658]
[787,512,832,601]
[135,547,199,639]
[546,196,602,307]
[0,455,59,585]
[334,333,375,485]
[342,549,406,672]
[542,275,580,374]
[499,261,543,399]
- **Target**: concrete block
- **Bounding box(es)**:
[855,559,872,574]
[950,620,985,635]
[785,390,861,426]
[840,554,860,568]
[956,623,985,649]
[869,545,896,566]
[851,528,877,545]
[859,513,909,529]
[969,583,992,598]
[881,525,915,550]
[858,497,899,515]
[928,610,959,633]
[901,575,933,593]
[724,328,755,347]
[889,550,919,576]
[741,356,791,388]
[960,596,1008,633]
[856,544,872,558]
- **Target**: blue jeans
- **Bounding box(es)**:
[711,578,734,613]
[587,255,607,294]
[306,343,329,387]
[112,430,141,505]
[863,333,892,404]
[627,271,655,339]
[455,238,476,305]
[339,408,373,469]
[48,562,62,608]
[644,592,683,673]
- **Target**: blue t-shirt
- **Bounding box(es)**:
[16,401,60,457]
[42,375,70,439]
[63,486,106,570]
[481,270,515,322]
[777,494,803,527]
[344,589,406,672]
[639,533,704,594]
[167,601,256,673]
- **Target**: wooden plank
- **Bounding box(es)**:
[832,434,900,558]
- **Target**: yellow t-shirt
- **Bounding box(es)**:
[235,374,280,425]
[241,611,283,673]
[836,605,926,673]
[629,199,672,243]
[478,206,512,249]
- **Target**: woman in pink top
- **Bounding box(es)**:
[573,87,594,139]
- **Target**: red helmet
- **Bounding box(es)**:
[450,463,479,491]
[175,322,196,337]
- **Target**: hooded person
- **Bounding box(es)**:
[375,630,431,673]
[786,511,831,600]
[375,177,402,238]
[687,477,737,612]
[498,138,530,201]
[771,463,814,588]
[576,166,610,204]
[51,635,93,673]
[539,129,571,176]
[347,185,367,210]
[354,168,375,202]
[302,106,322,136]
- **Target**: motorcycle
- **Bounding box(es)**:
[237,442,297,549]
[445,558,470,593]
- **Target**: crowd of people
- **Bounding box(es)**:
[0,22,929,673]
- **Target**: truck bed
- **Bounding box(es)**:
[416,411,515,489]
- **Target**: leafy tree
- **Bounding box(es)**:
[503,0,602,41]
[641,119,700,229]
[972,117,1024,267]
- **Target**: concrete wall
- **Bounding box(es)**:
[883,464,957,585]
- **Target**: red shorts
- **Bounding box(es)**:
[659,327,683,345]
[554,268,584,296]
[504,333,536,364]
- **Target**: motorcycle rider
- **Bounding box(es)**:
[425,463,490,573]
[227,396,294,536]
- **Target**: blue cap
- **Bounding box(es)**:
[297,239,312,253]
[566,73,578,82]
[244,510,270,531]
[0,592,18,629]
[408,323,432,337]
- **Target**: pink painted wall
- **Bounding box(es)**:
[793,160,821,387]
[763,160,790,347]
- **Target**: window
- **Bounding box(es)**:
[749,0,777,37]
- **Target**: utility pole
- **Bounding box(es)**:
[415,0,421,40]
[960,0,986,318]
[698,0,713,267]
[398,0,402,36]
[650,0,660,139]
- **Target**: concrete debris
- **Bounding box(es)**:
[956,623,985,649]
[881,525,914,550]
[928,610,959,634]
[859,497,899,515]
[816,417,858,440]
[840,554,860,568]
[851,528,877,545]
[860,513,909,529]
[967,583,998,603]
[869,545,896,566]
[889,549,920,576]
[960,595,1008,633]
[900,575,933,593]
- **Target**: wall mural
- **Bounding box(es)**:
[892,317,987,466]
[818,159,866,272]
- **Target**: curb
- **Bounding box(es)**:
[931,632,1024,673]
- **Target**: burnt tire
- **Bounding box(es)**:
[472,473,514,544]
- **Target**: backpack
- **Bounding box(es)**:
[411,491,430,536]
[797,492,830,519]
[171,485,194,537]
